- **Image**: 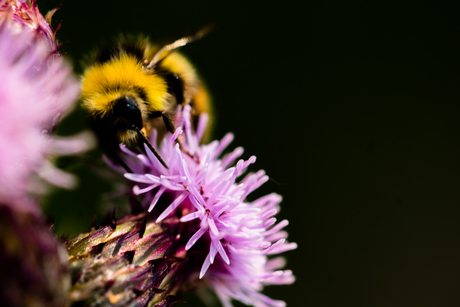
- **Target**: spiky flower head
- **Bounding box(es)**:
[0,1,91,207]
[67,212,201,306]
[115,105,297,307]
[0,0,60,56]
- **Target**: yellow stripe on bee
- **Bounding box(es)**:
[81,55,168,115]
[161,52,197,85]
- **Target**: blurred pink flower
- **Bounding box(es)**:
[120,105,297,307]
[0,1,91,208]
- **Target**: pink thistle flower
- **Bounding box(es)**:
[0,3,92,208]
[0,0,60,56]
[120,105,297,307]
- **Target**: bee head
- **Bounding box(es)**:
[108,95,168,169]
[111,96,143,131]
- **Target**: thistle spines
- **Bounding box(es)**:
[66,213,197,307]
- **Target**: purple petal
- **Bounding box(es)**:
[207,174,232,207]
[261,208,278,221]
[144,143,166,170]
[196,112,209,142]
[186,227,207,250]
[148,186,166,212]
[199,252,212,279]
[262,239,285,255]
[170,126,183,145]
[263,217,277,228]
[183,105,197,154]
[215,239,230,265]
[252,292,286,307]
[156,192,187,222]
[266,231,288,242]
[209,241,217,264]
[119,143,137,157]
[133,184,158,195]
[194,166,209,184]
[180,210,202,222]
[188,193,206,212]
[263,220,289,236]
[265,257,287,271]
[267,242,298,255]
[206,167,234,193]
[160,175,187,182]
[208,216,219,237]
[222,147,244,169]
[215,133,234,158]
[124,173,157,184]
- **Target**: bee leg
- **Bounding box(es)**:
[112,150,134,173]
[133,126,169,169]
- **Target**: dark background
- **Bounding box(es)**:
[39,1,460,306]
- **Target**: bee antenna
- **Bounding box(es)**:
[145,26,212,70]
[133,127,169,169]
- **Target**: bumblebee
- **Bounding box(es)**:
[81,33,211,171]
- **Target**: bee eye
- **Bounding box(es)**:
[112,96,143,130]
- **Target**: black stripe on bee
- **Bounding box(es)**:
[101,85,148,102]
[92,39,146,64]
[157,69,185,106]
[131,86,148,101]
